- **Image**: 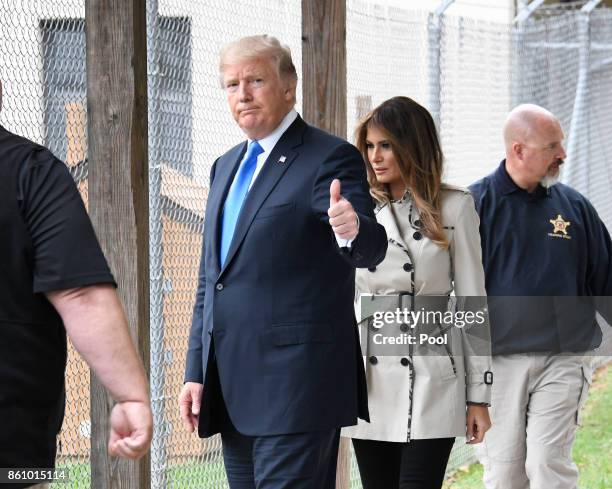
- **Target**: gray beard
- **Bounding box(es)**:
[541,173,560,189]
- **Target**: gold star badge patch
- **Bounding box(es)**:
[549,214,571,235]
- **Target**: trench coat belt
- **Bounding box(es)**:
[398,293,451,313]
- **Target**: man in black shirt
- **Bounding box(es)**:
[470,104,612,489]
[0,80,153,488]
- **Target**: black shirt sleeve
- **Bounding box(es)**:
[17,149,116,293]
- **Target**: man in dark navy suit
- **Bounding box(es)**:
[178,35,387,488]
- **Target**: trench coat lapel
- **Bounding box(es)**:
[376,202,409,250]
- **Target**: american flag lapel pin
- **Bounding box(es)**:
[278,155,287,164]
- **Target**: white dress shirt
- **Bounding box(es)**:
[246,109,298,190]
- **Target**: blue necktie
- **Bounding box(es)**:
[220,140,264,267]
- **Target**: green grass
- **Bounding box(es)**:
[49,457,228,488]
[573,363,612,489]
[444,363,612,489]
[166,458,227,488]
[444,462,484,489]
[49,461,89,488]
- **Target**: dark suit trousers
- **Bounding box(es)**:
[221,428,339,489]
[206,340,340,489]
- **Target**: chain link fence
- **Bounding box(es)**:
[1,0,611,488]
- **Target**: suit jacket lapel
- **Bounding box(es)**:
[209,142,248,276]
[219,117,307,277]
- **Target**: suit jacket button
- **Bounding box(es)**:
[403,262,413,272]
[368,267,376,272]
[368,356,378,365]
[400,357,409,366]
[216,283,224,291]
[400,323,409,332]
[413,231,423,241]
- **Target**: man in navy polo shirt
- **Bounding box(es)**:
[469,104,612,489]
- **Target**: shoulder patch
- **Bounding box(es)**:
[441,183,470,194]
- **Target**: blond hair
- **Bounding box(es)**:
[219,35,297,87]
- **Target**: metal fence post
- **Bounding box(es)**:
[146,0,168,486]
[512,0,546,107]
[563,0,602,186]
[427,0,455,131]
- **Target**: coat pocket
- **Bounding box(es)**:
[435,353,457,380]
[576,364,592,426]
[255,202,295,220]
[270,322,333,346]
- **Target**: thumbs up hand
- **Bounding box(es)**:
[328,179,360,241]
[329,179,342,207]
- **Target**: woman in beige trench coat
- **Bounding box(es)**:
[342,97,492,489]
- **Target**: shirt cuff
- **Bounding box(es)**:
[335,235,354,248]
[334,213,359,249]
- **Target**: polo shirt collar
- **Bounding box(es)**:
[493,159,548,199]
[492,159,518,195]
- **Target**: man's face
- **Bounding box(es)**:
[222,57,295,140]
[520,119,567,187]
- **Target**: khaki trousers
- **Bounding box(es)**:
[475,354,591,489]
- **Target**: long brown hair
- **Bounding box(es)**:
[355,96,448,248]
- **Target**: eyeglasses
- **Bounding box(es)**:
[521,142,563,152]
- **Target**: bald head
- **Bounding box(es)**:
[503,104,567,192]
[503,104,560,152]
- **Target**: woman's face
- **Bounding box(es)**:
[365,125,403,187]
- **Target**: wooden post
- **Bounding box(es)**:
[301,0,347,138]
[85,0,150,487]
[302,2,350,488]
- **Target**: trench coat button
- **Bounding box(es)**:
[413,231,423,241]
[400,323,409,332]
[414,219,422,228]
[403,262,413,272]
[368,356,378,365]
[400,357,409,366]
[368,267,376,272]
[216,283,224,291]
